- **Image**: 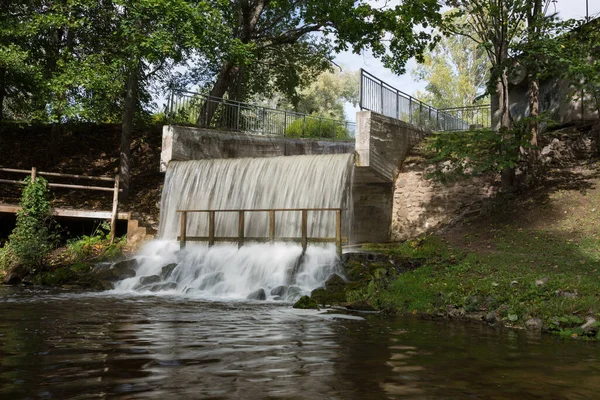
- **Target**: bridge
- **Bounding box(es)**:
[163,70,494,244]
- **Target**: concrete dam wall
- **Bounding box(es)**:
[161,112,495,243]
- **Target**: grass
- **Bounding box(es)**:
[356,230,600,339]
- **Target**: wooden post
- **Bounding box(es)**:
[31,167,37,183]
[238,211,245,248]
[269,210,275,242]
[208,211,215,247]
[335,209,342,258]
[301,209,307,254]
[109,175,120,244]
[180,211,187,250]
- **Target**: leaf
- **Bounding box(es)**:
[508,314,518,322]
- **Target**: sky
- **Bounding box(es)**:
[337,0,600,121]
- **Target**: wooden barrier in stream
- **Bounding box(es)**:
[176,208,346,256]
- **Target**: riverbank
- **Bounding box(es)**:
[335,150,600,339]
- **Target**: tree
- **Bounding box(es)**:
[445,0,530,189]
[293,69,358,120]
[412,20,490,109]
[106,0,225,198]
[193,0,445,125]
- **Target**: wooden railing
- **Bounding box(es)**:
[0,167,121,243]
[176,208,346,256]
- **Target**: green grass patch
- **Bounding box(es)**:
[357,231,600,337]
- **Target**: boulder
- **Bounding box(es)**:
[160,263,178,280]
[198,272,224,290]
[150,282,178,292]
[525,317,543,331]
[139,275,161,286]
[293,295,319,310]
[325,273,346,289]
[247,288,266,301]
[581,317,598,336]
[286,286,301,301]
[270,285,288,296]
[346,300,377,312]
[92,259,137,282]
[2,265,28,285]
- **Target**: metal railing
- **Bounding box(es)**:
[176,208,347,256]
[0,167,121,243]
[167,90,356,140]
[359,69,491,131]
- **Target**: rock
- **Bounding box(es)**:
[150,282,178,292]
[485,311,498,324]
[325,273,346,289]
[510,280,519,286]
[160,263,178,280]
[270,285,288,296]
[92,259,137,282]
[447,306,466,319]
[581,317,598,336]
[346,300,377,312]
[247,288,266,301]
[556,290,578,298]
[285,286,301,301]
[293,295,319,310]
[535,277,549,287]
[311,286,347,306]
[525,318,543,331]
[198,272,224,290]
[139,275,161,286]
[2,265,29,285]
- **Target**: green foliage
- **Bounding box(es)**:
[66,221,125,263]
[285,117,351,140]
[413,12,490,108]
[3,177,56,269]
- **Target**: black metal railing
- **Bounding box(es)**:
[359,69,491,131]
[167,90,356,140]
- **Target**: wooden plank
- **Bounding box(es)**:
[336,209,342,257]
[269,210,275,242]
[301,209,307,253]
[0,204,129,219]
[110,175,120,244]
[180,211,187,249]
[208,211,215,247]
[238,211,245,248]
[176,236,348,244]
[47,182,115,192]
[176,208,344,213]
[0,167,114,181]
[0,179,26,185]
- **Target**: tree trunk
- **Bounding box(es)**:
[196,62,239,126]
[527,74,541,178]
[120,63,139,199]
[497,70,515,191]
[0,67,5,121]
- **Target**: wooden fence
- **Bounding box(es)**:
[0,167,121,242]
[177,208,346,256]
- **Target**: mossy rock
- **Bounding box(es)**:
[311,287,347,307]
[293,295,320,310]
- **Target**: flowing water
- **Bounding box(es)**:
[159,154,354,239]
[1,286,599,399]
[116,154,354,299]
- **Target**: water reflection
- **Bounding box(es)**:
[0,287,599,399]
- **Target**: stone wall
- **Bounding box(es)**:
[391,151,497,241]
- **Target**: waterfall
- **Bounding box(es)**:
[113,154,354,300]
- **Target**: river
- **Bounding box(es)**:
[0,286,598,399]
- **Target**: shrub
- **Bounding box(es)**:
[285,117,351,139]
[2,177,57,269]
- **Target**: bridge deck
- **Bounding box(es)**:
[0,204,130,220]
